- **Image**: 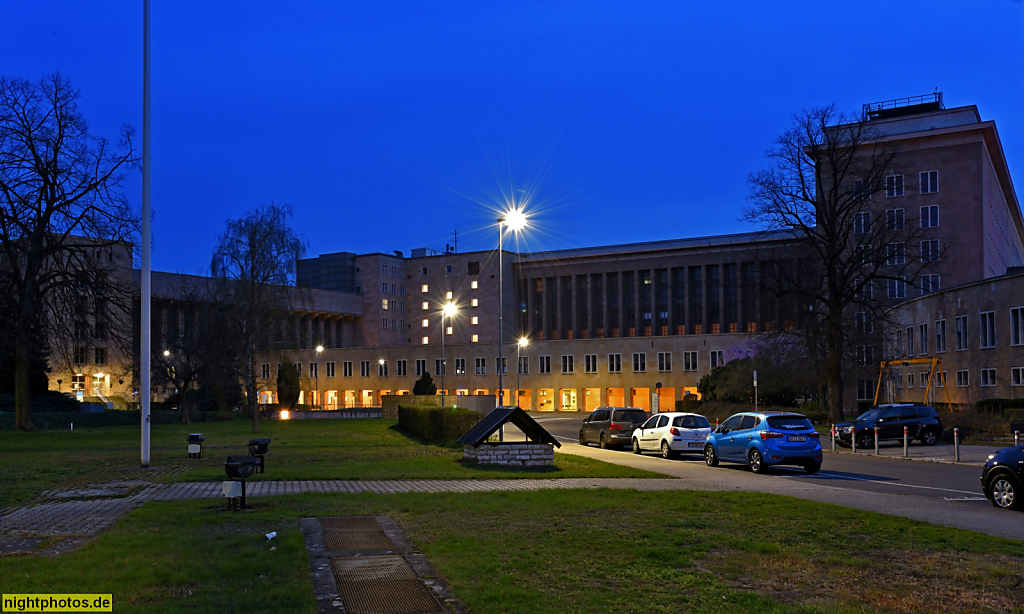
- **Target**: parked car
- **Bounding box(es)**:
[579,407,648,449]
[631,412,713,459]
[704,411,822,474]
[981,444,1024,511]
[834,404,942,448]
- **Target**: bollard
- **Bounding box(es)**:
[831,424,836,452]
[1016,430,1020,447]
[852,427,857,453]
[874,426,880,455]
[954,427,960,462]
[903,426,908,458]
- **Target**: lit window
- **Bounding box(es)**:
[471,281,478,289]
[471,334,479,343]
[446,326,452,335]
[421,284,429,292]
[471,299,479,307]
[471,316,479,325]
[421,319,429,328]
[422,336,429,345]
[422,301,429,310]
[381,299,389,310]
[446,291,453,300]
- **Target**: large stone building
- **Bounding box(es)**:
[45,94,1024,413]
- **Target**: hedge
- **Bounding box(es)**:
[397,404,481,443]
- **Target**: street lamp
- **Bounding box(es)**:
[516,337,529,408]
[497,207,527,407]
[441,302,457,406]
[315,345,323,410]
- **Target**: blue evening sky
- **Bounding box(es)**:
[2,1,1022,274]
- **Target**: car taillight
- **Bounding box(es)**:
[760,431,783,440]
[808,432,820,439]
[609,423,623,430]
[670,427,680,436]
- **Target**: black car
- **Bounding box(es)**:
[835,404,942,448]
[981,444,1024,511]
[579,407,648,449]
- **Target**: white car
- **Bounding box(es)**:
[632,412,714,459]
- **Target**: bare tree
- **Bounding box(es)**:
[211,203,305,433]
[0,74,138,430]
[745,105,945,422]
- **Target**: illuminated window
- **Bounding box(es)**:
[471,281,478,289]
[421,319,428,328]
[471,334,479,343]
[446,291,453,300]
[381,299,388,310]
[471,316,479,325]
[421,284,429,292]
[422,336,429,345]
[446,326,453,335]
[471,299,479,307]
[422,302,429,310]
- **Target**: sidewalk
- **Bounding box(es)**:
[825,440,1004,465]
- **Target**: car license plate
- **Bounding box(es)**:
[787,435,807,442]
[688,442,702,448]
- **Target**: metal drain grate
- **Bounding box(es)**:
[332,556,443,614]
[319,517,396,551]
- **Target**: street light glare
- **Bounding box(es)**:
[442,302,458,317]
[316,345,324,353]
[501,207,527,232]
[518,337,529,347]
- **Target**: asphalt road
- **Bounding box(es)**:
[524,412,992,504]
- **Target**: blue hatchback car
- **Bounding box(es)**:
[704,411,822,474]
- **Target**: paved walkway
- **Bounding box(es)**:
[3,442,1023,555]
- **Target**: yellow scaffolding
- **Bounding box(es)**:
[873,357,953,408]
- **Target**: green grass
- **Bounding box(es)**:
[3,490,1023,613]
[0,417,659,504]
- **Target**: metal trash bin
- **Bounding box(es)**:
[187,433,205,459]
[247,438,270,473]
[223,455,260,509]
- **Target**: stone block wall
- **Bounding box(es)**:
[463,443,554,467]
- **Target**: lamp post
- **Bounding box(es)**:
[441,302,457,406]
[315,345,323,409]
[516,337,528,408]
[497,207,527,408]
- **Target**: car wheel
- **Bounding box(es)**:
[599,433,609,449]
[632,438,641,455]
[857,430,874,450]
[804,461,821,474]
[661,441,676,460]
[919,428,938,446]
[988,473,1023,510]
[749,449,766,474]
[704,444,719,467]
[579,431,587,446]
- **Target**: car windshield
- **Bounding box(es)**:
[613,409,647,423]
[855,409,880,422]
[679,415,711,429]
[766,415,814,430]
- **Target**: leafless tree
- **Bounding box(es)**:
[745,105,948,422]
[0,74,138,430]
[211,203,305,433]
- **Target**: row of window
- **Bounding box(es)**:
[885,171,940,198]
[381,264,406,279]
[893,308,1024,356]
[857,367,1024,400]
[882,240,941,264]
[422,262,482,276]
[261,350,728,380]
[854,206,940,233]
[72,346,108,366]
[421,281,480,294]
[885,274,940,298]
[380,283,406,295]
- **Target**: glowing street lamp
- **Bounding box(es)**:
[497,207,528,408]
[516,337,529,408]
[441,302,457,406]
[315,345,323,410]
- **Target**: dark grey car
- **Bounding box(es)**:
[579,407,648,449]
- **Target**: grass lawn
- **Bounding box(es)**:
[3,490,1022,613]
[0,417,659,504]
